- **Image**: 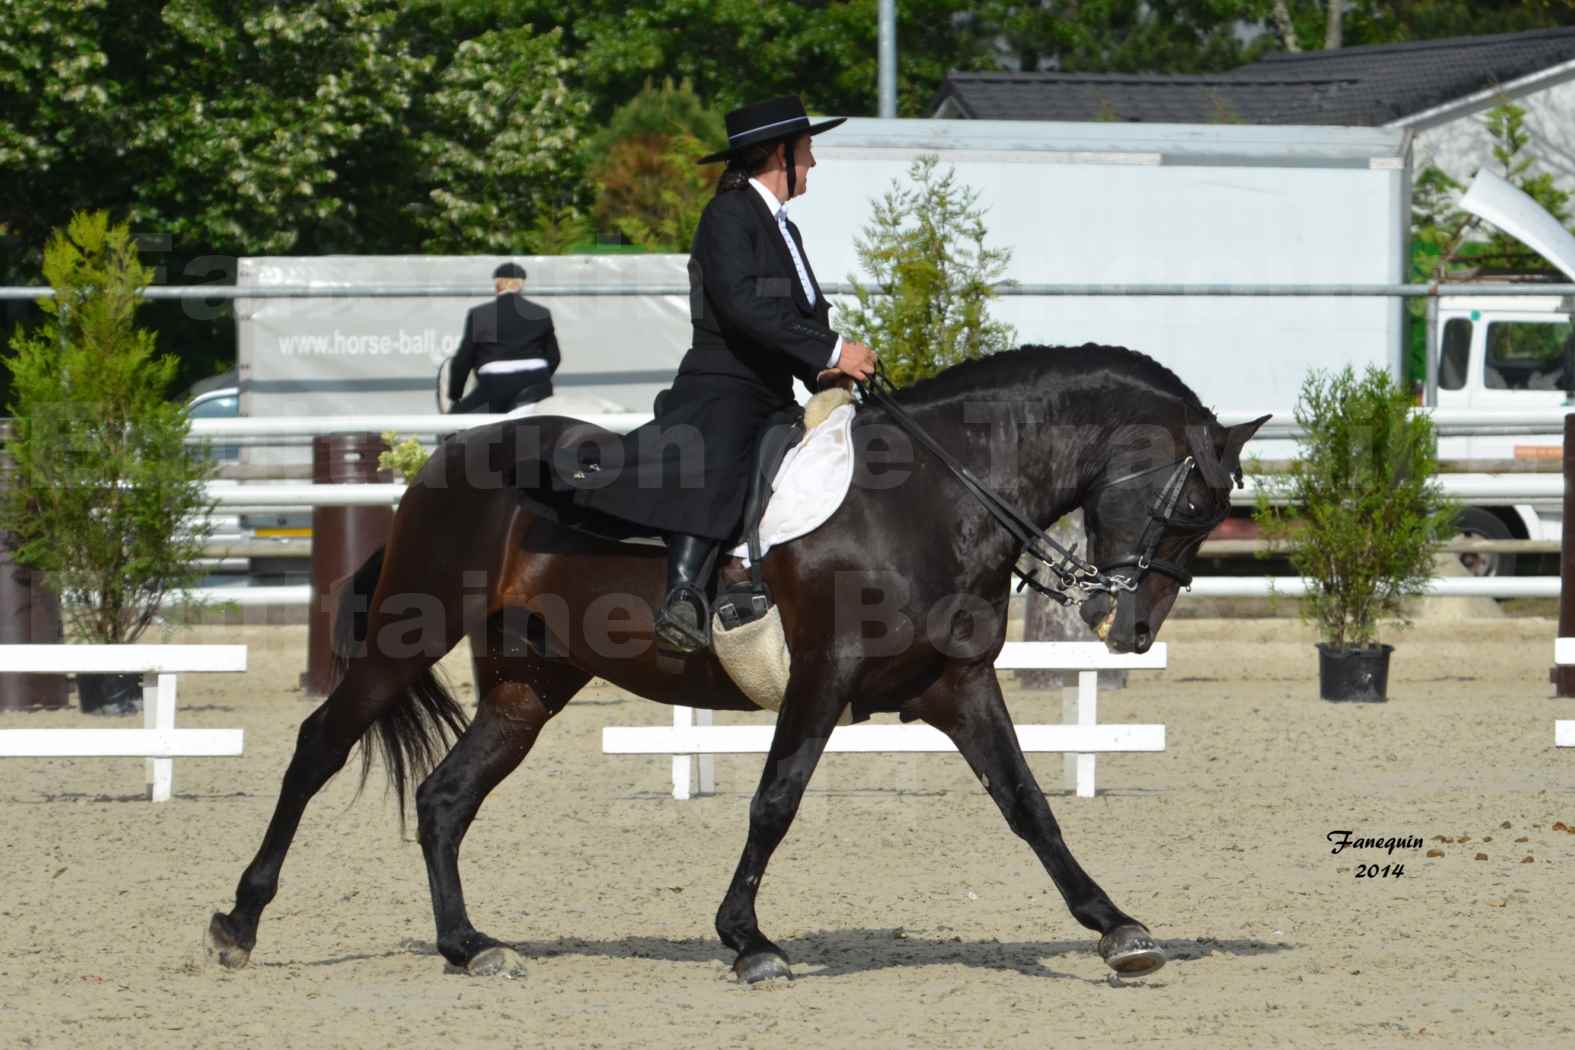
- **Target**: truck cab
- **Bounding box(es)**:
[1433,293,1574,569]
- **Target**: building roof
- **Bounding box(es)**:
[932,27,1575,126]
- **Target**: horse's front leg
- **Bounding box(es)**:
[714,660,848,983]
[917,662,1166,976]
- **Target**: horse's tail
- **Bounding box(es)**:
[331,544,470,828]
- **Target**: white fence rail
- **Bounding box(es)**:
[179,408,1575,444]
[199,472,1567,511]
[1188,576,1560,598]
[175,574,1560,611]
[0,645,247,801]
[603,642,1167,800]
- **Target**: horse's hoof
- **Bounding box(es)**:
[205,913,252,970]
[466,945,528,978]
[733,950,793,984]
[1098,924,1165,976]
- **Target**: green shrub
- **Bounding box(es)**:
[1,212,216,644]
[1253,366,1457,648]
[379,433,432,484]
[588,78,724,252]
[838,155,1015,387]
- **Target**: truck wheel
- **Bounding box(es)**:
[1452,508,1516,578]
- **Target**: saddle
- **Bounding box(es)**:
[707,388,857,715]
[715,386,855,630]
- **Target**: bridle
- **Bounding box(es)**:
[1085,454,1229,593]
[857,365,1229,608]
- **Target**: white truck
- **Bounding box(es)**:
[1431,291,1573,573]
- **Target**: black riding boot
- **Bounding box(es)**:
[654,533,719,654]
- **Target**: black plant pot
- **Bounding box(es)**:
[77,672,143,716]
[1316,643,1394,702]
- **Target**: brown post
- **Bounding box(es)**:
[1555,413,1575,696]
[301,433,393,698]
[0,446,69,710]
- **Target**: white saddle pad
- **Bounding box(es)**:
[728,401,857,564]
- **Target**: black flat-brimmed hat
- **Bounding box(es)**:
[697,95,846,165]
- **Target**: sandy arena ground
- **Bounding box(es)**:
[2,617,1573,1049]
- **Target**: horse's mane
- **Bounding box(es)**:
[892,343,1211,419]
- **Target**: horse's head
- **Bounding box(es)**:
[1077,414,1270,653]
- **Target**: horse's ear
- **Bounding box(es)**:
[1184,425,1233,490]
[1220,414,1272,487]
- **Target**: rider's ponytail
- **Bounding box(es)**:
[714,141,778,195]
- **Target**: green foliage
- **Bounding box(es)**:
[1253,366,1457,649]
[587,79,724,252]
[408,27,592,252]
[839,156,1016,387]
[0,1,592,258]
[1405,102,1575,382]
[378,432,432,484]
[977,1,1268,75]
[1,213,216,645]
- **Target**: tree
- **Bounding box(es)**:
[406,27,592,252]
[1,212,216,648]
[838,155,1015,387]
[587,78,725,251]
[977,1,1267,74]
[0,1,594,395]
[497,0,999,120]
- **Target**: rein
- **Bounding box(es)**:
[856,364,1218,607]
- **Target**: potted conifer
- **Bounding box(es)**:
[1,212,216,714]
[1254,366,1457,702]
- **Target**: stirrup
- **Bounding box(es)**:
[654,582,711,654]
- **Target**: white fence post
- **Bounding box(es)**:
[671,705,694,800]
[1556,639,1575,749]
[1076,669,1098,799]
[143,672,179,802]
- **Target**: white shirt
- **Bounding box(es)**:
[749,178,842,369]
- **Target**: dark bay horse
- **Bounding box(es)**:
[207,344,1267,982]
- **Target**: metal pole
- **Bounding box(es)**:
[1557,411,1575,697]
[1424,294,1439,407]
[878,0,897,118]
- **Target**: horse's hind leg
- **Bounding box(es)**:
[714,662,849,983]
[917,663,1166,976]
[417,626,589,976]
[206,644,456,969]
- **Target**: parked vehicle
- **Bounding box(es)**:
[1431,291,1573,575]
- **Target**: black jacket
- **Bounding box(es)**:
[448,293,561,402]
[566,186,842,539]
[679,187,839,400]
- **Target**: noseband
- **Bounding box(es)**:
[857,366,1227,608]
[1088,454,1229,593]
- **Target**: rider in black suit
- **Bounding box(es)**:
[573,96,878,653]
[449,262,561,414]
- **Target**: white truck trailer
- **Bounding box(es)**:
[236,118,1410,421]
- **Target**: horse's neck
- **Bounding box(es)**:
[905,394,1102,529]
